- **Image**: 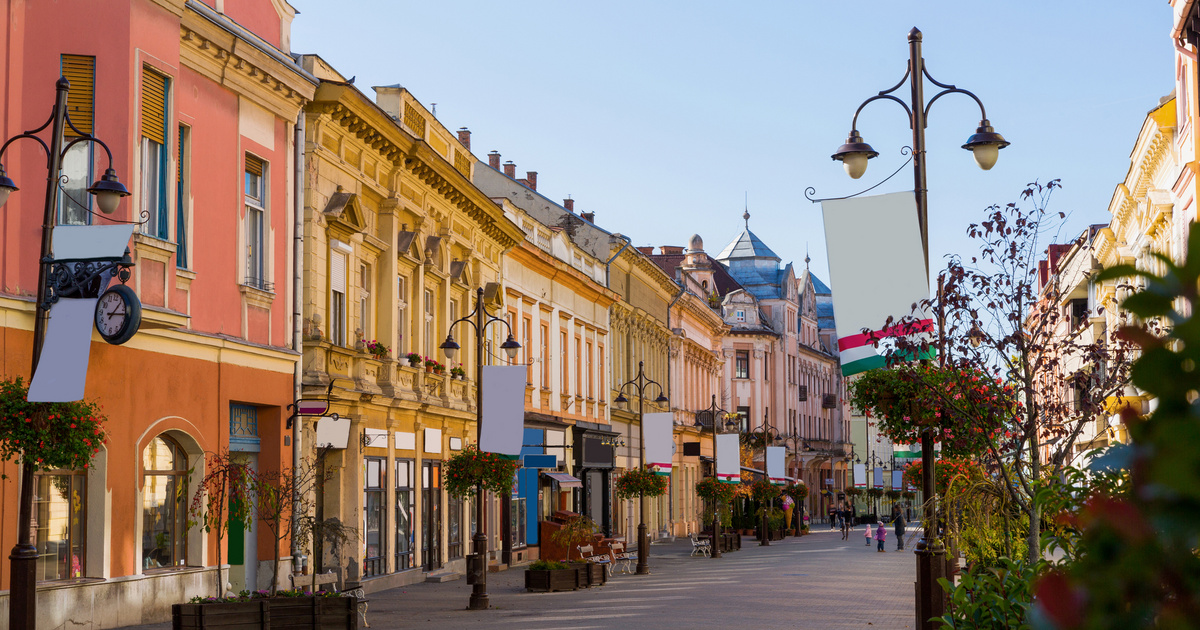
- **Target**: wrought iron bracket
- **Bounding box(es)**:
[41,248,135,309]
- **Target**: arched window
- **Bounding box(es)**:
[34,468,86,581]
[142,435,188,570]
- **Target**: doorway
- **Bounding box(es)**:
[228,452,258,592]
[422,461,442,571]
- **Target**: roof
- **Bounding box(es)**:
[715,229,780,261]
[811,274,832,295]
[647,252,744,297]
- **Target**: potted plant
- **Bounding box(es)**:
[364,339,389,360]
[405,352,422,368]
[450,364,466,380]
[443,444,521,500]
[524,559,579,592]
[172,589,356,629]
[615,467,669,503]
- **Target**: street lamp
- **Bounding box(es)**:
[745,423,779,546]
[0,77,130,629]
[831,28,1007,630]
[696,395,737,558]
[440,286,519,610]
[613,360,668,575]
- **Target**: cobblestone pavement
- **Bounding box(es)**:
[117,526,918,629]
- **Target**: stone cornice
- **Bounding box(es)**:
[509,241,619,308]
[180,10,315,120]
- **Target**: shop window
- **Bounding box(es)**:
[142,435,188,570]
[34,469,86,581]
[363,458,386,577]
[395,460,413,571]
[448,497,464,560]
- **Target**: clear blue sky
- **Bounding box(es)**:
[292,1,1173,289]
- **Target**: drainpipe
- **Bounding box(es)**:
[604,235,632,289]
[664,278,685,535]
[292,110,305,561]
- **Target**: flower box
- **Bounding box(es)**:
[569,561,606,587]
[524,568,580,592]
[171,596,356,629]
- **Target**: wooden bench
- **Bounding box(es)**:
[608,541,635,575]
[689,534,711,558]
[289,572,370,628]
[577,544,613,577]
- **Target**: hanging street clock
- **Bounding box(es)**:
[94,283,141,345]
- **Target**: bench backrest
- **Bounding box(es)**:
[577,544,593,557]
[289,571,338,591]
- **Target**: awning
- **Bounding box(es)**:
[542,472,582,488]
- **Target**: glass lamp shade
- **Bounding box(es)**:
[655,393,669,404]
[962,121,1009,171]
[440,335,460,360]
[842,152,870,179]
[971,144,999,170]
[500,334,520,360]
[0,165,18,208]
[831,130,878,180]
[87,168,131,214]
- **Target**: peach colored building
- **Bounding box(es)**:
[0,0,314,625]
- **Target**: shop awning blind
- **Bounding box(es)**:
[541,472,582,488]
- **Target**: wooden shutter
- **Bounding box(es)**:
[330,251,347,294]
[61,55,94,137]
[245,154,264,178]
[140,67,167,145]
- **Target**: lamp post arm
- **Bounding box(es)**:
[61,134,119,170]
[0,133,50,166]
[850,93,915,132]
[923,87,989,125]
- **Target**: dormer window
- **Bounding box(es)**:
[734,309,746,322]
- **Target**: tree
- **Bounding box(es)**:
[187,450,252,596]
[867,181,1135,562]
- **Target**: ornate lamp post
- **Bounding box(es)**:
[0,77,131,630]
[613,360,668,575]
[744,423,779,546]
[439,287,520,610]
[830,28,1008,630]
[696,394,737,558]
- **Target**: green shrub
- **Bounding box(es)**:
[528,559,569,571]
[937,556,1047,629]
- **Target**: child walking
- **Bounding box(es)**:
[875,521,887,552]
[865,522,873,546]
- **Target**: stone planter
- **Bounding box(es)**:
[172,596,356,629]
[525,568,579,592]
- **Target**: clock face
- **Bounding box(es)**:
[96,290,127,337]
[94,284,142,345]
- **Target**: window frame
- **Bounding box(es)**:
[33,468,87,582]
[735,350,750,379]
[140,67,170,240]
[141,434,189,572]
[363,457,386,577]
[175,124,190,268]
[243,155,268,291]
[394,459,414,571]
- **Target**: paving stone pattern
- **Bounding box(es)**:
[116,527,917,629]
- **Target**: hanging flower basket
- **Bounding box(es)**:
[902,458,983,498]
[749,479,782,504]
[443,444,520,498]
[614,467,668,500]
[696,477,737,504]
[781,483,808,502]
[0,377,108,472]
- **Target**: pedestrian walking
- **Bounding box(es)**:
[865,522,873,546]
[876,521,887,552]
[841,510,850,540]
[893,506,906,551]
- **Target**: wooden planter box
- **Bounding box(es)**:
[575,562,606,586]
[172,596,356,629]
[525,568,580,592]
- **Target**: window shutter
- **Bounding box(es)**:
[61,55,95,137]
[245,154,264,178]
[140,67,167,145]
[330,251,347,294]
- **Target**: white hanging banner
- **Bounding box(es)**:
[480,365,525,457]
[27,298,98,402]
[892,470,904,490]
[53,225,134,261]
[715,433,740,484]
[643,412,674,475]
[822,191,933,376]
[765,446,786,485]
[853,463,867,488]
[874,466,885,488]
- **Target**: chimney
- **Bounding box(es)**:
[563,198,575,211]
[488,151,500,169]
[503,161,516,178]
[660,245,684,255]
[580,211,595,223]
[457,128,471,150]
[635,246,655,255]
[525,171,537,191]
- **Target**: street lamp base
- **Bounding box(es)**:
[468,534,489,610]
[914,536,946,629]
[636,523,650,574]
[468,592,490,610]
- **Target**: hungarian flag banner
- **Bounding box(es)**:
[821,191,933,376]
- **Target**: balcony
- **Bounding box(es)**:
[302,340,475,412]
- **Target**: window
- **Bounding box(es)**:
[330,250,347,346]
[363,458,385,577]
[598,345,606,401]
[244,155,268,290]
[447,497,464,560]
[586,340,593,399]
[397,276,408,355]
[141,67,169,239]
[176,125,189,268]
[735,350,749,379]
[540,322,550,387]
[734,309,746,323]
[34,469,86,581]
[424,289,435,359]
[575,335,582,396]
[359,264,372,341]
[142,435,188,570]
[394,460,414,571]
[560,330,568,391]
[522,316,532,383]
[737,406,750,434]
[60,54,95,226]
